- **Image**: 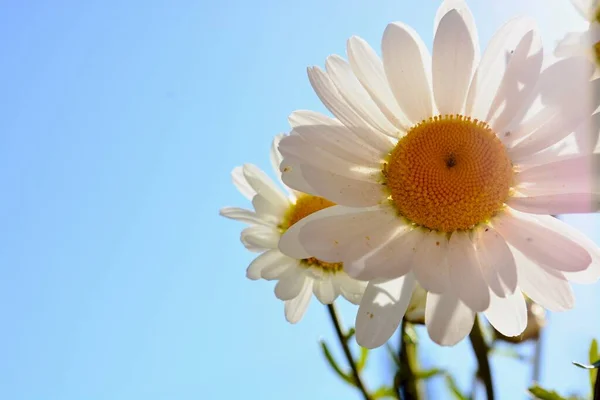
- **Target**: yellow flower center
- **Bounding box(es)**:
[383,115,513,232]
[594,41,600,66]
[282,194,343,272]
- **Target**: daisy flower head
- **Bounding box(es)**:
[278,0,600,347]
[220,135,366,324]
[555,0,600,67]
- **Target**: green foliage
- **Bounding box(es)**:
[356,347,369,372]
[445,375,469,400]
[528,385,566,400]
[371,386,397,399]
[319,340,355,386]
[588,339,599,394]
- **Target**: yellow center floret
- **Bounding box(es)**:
[282,194,342,272]
[384,115,513,232]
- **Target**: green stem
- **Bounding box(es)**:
[398,319,421,400]
[468,316,494,400]
[326,304,371,400]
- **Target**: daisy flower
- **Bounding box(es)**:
[220,135,366,323]
[278,0,600,347]
[555,0,600,67]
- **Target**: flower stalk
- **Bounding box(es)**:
[469,316,495,400]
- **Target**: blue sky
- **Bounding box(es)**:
[0,0,597,399]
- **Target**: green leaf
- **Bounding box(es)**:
[319,340,355,386]
[404,323,418,345]
[589,339,599,393]
[572,360,600,369]
[413,368,445,380]
[528,385,567,400]
[371,386,397,399]
[345,327,356,342]
[356,346,369,371]
[445,375,469,400]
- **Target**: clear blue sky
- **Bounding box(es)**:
[0,0,597,399]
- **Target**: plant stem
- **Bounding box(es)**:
[326,304,371,400]
[468,316,494,400]
[594,368,600,400]
[398,319,421,400]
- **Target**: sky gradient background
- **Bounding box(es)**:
[0,0,598,399]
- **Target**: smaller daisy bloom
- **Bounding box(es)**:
[220,135,366,323]
[555,0,600,67]
[278,0,600,347]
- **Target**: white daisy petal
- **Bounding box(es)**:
[294,163,385,207]
[313,278,338,304]
[219,207,269,226]
[243,164,289,212]
[493,209,592,272]
[516,154,600,196]
[507,193,600,215]
[284,279,314,324]
[252,195,284,224]
[307,66,394,153]
[570,0,596,19]
[447,231,490,312]
[355,273,416,349]
[289,205,398,263]
[355,228,424,281]
[473,225,518,297]
[484,289,528,337]
[231,166,255,200]
[270,134,285,182]
[382,22,433,123]
[261,255,298,281]
[278,156,315,195]
[434,0,480,59]
[425,291,475,346]
[246,249,288,280]
[511,245,575,312]
[241,225,280,251]
[288,110,383,165]
[275,268,308,301]
[410,230,450,293]
[432,9,476,115]
[337,274,367,304]
[555,31,590,59]
[325,55,400,137]
[347,36,411,130]
[467,17,537,121]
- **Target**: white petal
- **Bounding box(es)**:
[434,0,480,59]
[356,228,424,280]
[510,245,575,312]
[231,166,255,200]
[507,193,600,215]
[293,163,385,207]
[243,164,289,212]
[382,22,433,123]
[313,278,338,304]
[252,195,284,225]
[432,9,476,115]
[278,156,315,195]
[261,256,298,281]
[337,274,367,305]
[325,55,400,137]
[516,154,600,195]
[483,290,527,337]
[355,273,416,349]
[570,0,596,19]
[288,110,382,165]
[467,17,537,121]
[219,207,269,226]
[493,209,592,272]
[246,249,288,280]
[489,30,543,133]
[411,230,450,293]
[270,134,285,181]
[307,66,394,153]
[284,204,398,263]
[473,225,517,297]
[241,225,280,251]
[275,268,308,301]
[555,31,590,59]
[425,291,475,346]
[284,279,314,324]
[347,36,411,130]
[447,231,490,312]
